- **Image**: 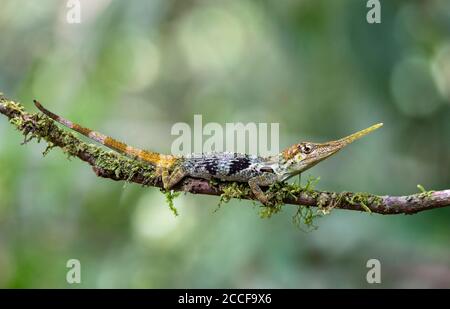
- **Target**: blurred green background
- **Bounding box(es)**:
[0,0,450,288]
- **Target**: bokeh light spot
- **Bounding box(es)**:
[177,7,244,75]
[132,192,180,241]
[391,56,443,117]
[127,37,160,91]
[432,42,450,103]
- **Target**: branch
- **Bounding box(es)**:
[1,93,449,215]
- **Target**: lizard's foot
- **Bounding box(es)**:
[161,165,188,191]
[254,192,274,206]
[248,173,278,206]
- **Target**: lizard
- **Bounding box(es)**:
[33,100,382,205]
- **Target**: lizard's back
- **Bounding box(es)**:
[182,152,271,182]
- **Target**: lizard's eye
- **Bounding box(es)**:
[301,144,313,154]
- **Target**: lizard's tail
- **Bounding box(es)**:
[33,100,176,168]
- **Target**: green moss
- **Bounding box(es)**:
[316,192,333,215]
[259,203,283,218]
[254,175,328,229]
[219,182,252,206]
[94,150,156,182]
[42,142,56,156]
[303,175,321,192]
[163,190,180,216]
[289,176,325,229]
[3,98,25,114]
[215,174,333,228]
[343,192,383,213]
[417,184,434,199]
[292,206,320,232]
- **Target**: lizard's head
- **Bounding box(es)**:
[278,123,383,180]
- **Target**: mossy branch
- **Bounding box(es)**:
[1,93,449,216]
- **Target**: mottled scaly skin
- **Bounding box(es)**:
[34,100,382,205]
[182,152,269,181]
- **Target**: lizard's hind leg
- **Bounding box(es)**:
[159,165,188,190]
[248,173,278,205]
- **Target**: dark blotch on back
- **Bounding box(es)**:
[202,160,219,175]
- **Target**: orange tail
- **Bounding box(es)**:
[33,100,176,167]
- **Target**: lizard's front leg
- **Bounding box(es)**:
[248,173,278,205]
[158,165,188,190]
